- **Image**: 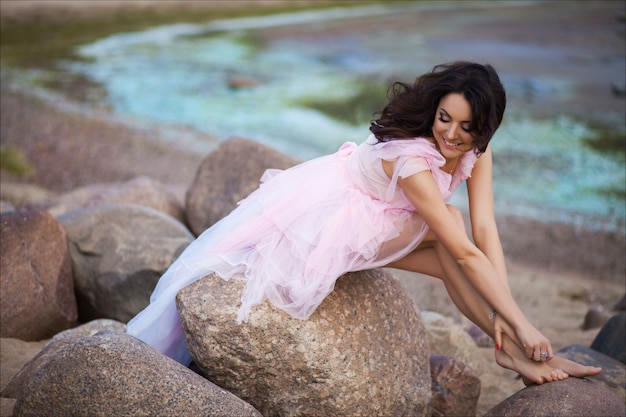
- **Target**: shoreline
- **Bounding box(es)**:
[2,80,624,280]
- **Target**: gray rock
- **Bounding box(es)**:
[185,137,300,236]
[611,82,626,97]
[484,377,625,417]
[421,311,485,375]
[557,344,625,403]
[0,182,56,208]
[1,209,77,340]
[11,331,262,417]
[59,203,194,322]
[2,319,126,399]
[39,182,111,215]
[590,313,626,364]
[46,176,186,224]
[581,305,610,330]
[430,354,481,417]
[177,269,432,417]
[466,323,494,348]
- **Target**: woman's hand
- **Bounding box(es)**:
[514,320,553,362]
[492,312,553,362]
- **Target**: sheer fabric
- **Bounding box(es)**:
[127,135,477,364]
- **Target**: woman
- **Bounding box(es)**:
[127,61,601,384]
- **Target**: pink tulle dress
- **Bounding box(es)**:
[127,134,477,365]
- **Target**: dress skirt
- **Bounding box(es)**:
[127,137,476,365]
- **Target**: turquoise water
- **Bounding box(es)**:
[62,4,624,232]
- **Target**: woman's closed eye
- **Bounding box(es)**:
[438,115,471,132]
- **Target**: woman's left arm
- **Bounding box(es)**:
[466,146,510,293]
[467,146,520,349]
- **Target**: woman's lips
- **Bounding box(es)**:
[443,138,460,149]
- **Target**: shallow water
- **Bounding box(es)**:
[61,3,624,232]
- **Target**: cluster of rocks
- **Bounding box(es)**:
[1,137,625,416]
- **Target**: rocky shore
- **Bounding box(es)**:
[1,136,625,416]
[0,138,626,416]
[1,1,625,416]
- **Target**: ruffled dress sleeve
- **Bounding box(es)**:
[358,135,476,205]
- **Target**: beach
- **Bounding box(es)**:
[1,1,625,415]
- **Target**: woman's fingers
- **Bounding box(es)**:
[530,348,539,361]
[517,323,554,361]
[492,315,503,351]
[494,328,503,351]
[530,345,553,361]
[547,345,554,361]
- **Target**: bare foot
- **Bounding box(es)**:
[548,356,602,378]
[495,348,569,385]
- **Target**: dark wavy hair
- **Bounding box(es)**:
[370,61,506,154]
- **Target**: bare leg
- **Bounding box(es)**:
[387,221,600,384]
[435,241,600,382]
[389,247,570,384]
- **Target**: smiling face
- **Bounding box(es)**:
[431,92,475,159]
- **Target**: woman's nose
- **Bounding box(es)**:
[447,124,459,139]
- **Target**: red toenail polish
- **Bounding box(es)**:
[496,344,501,350]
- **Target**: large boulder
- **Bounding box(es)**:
[45,176,186,224]
[430,354,481,417]
[177,269,432,417]
[2,319,126,399]
[10,331,262,417]
[59,203,194,322]
[185,137,300,235]
[484,377,625,417]
[590,312,626,364]
[1,209,77,340]
[557,344,625,403]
